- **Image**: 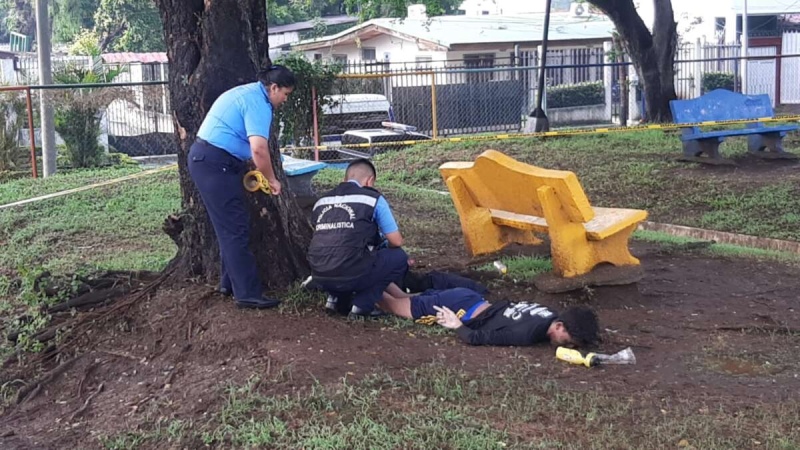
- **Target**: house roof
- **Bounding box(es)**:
[102,52,168,64]
[292,14,614,51]
[269,15,358,34]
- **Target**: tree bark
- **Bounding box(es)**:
[589,0,678,122]
[155,0,312,289]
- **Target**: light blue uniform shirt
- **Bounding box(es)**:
[196,82,272,161]
[348,180,399,235]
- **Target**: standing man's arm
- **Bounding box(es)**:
[374,196,403,247]
[242,96,281,195]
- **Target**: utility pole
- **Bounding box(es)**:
[741,0,749,94]
[34,0,56,177]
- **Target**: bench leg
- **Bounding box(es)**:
[748,132,798,159]
[537,186,595,278]
[683,138,724,160]
[446,175,537,256]
[538,186,640,278]
[589,222,640,270]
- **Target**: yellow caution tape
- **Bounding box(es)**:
[0,164,177,211]
[243,170,271,195]
[287,114,800,153]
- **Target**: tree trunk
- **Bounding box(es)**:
[155,0,312,289]
[589,0,678,122]
[613,34,629,126]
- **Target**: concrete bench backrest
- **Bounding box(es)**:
[669,89,775,125]
[439,150,595,224]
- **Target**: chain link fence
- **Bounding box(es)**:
[299,48,800,162]
[4,45,800,177]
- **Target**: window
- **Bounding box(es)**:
[333,54,348,65]
[142,63,167,112]
[416,56,433,69]
[314,53,322,61]
[464,53,495,82]
[361,48,377,61]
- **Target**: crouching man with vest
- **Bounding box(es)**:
[307,159,408,317]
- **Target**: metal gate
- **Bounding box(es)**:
[747,46,777,106]
[782,31,800,104]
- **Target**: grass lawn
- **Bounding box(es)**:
[0,168,179,280]
[0,166,145,206]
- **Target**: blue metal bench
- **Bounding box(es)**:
[669,89,798,163]
[281,154,327,197]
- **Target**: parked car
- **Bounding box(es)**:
[320,94,430,160]
[338,122,431,159]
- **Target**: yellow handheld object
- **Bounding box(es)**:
[243,170,271,195]
[556,347,597,368]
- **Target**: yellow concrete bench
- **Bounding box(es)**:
[439,150,648,278]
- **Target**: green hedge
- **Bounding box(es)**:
[547,81,605,109]
[702,72,736,93]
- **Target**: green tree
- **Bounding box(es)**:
[1,0,35,37]
[0,5,9,41]
[68,28,101,56]
[587,0,678,122]
[267,0,344,26]
[52,65,123,168]
[94,0,164,52]
[343,0,462,21]
[52,0,98,43]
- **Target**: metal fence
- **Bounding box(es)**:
[13,82,175,172]
[5,46,800,173]
[302,48,800,161]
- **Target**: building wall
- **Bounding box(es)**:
[269,31,301,48]
[303,33,425,63]
[0,59,15,84]
[458,0,573,15]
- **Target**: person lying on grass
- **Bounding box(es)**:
[377,287,599,348]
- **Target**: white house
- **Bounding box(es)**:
[457,0,574,16]
[636,0,800,43]
[292,5,614,70]
[269,15,358,57]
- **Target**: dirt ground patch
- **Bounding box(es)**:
[1,181,799,448]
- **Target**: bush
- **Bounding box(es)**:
[0,91,28,172]
[54,102,105,168]
[272,52,343,147]
[104,152,139,167]
[547,81,605,109]
[702,72,736,93]
[51,65,126,168]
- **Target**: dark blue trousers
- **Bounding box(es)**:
[188,140,263,300]
[318,247,409,312]
[410,288,486,320]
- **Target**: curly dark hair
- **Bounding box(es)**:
[559,306,600,348]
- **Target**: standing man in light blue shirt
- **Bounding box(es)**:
[188,65,296,309]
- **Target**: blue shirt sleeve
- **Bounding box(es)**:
[239,95,272,140]
[373,196,399,235]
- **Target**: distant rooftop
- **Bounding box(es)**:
[269,15,358,34]
[293,13,614,51]
[102,52,168,64]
